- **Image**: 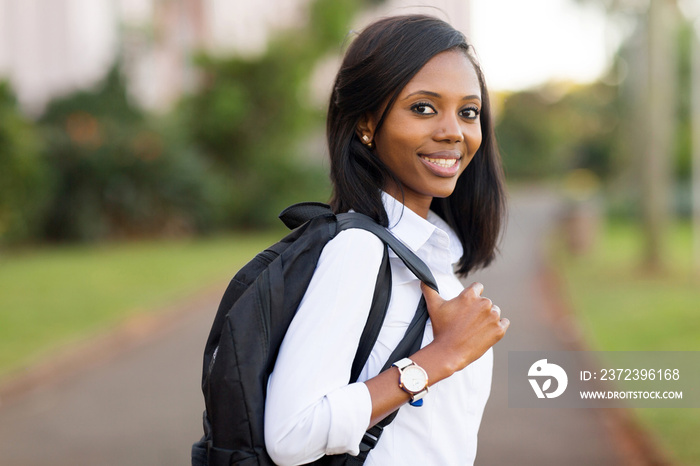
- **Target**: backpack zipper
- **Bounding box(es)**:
[208,252,276,377]
[255,268,271,357]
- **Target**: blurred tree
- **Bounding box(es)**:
[642,0,678,269]
[3,0,386,243]
[675,20,694,183]
[495,81,619,180]
[693,23,700,273]
[0,81,50,243]
[613,0,680,269]
[577,0,683,270]
[38,65,216,241]
[181,0,373,227]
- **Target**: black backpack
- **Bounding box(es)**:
[191,203,437,466]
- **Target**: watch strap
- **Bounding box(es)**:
[392,357,414,371]
[408,384,428,406]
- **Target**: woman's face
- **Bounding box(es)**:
[367,50,482,217]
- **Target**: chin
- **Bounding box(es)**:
[430,183,459,199]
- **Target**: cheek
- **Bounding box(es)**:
[467,127,483,156]
[459,128,482,173]
[377,128,418,166]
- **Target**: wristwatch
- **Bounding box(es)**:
[392,357,429,406]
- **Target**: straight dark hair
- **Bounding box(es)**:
[327,14,506,276]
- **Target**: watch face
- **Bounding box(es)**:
[401,365,428,393]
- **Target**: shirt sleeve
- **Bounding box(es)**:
[264,228,385,466]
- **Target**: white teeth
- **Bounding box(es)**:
[422,156,457,168]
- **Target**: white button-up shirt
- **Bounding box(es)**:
[265,193,493,466]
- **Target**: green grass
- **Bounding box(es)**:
[554,219,700,465]
[0,231,281,379]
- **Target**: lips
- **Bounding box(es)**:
[418,150,462,177]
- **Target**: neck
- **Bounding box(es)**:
[383,185,432,219]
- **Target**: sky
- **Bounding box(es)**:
[0,0,623,113]
[469,0,614,91]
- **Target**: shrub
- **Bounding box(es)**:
[0,81,50,243]
[38,66,215,241]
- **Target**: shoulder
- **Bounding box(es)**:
[323,228,385,261]
[314,228,386,278]
[296,228,386,318]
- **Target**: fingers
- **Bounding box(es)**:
[420,281,444,308]
[489,301,508,331]
[469,284,508,332]
[468,282,484,297]
[424,281,509,332]
[492,305,510,330]
[464,283,490,312]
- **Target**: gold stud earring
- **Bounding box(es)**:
[362,135,370,143]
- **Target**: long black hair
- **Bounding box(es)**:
[327,14,506,276]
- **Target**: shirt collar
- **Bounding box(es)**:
[381,191,463,266]
[427,209,464,265]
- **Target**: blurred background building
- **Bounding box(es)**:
[0,0,117,116]
[0,0,315,114]
[0,0,471,115]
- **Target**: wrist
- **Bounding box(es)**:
[392,358,429,406]
[408,343,461,386]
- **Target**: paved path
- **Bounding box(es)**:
[472,188,623,465]
[0,189,625,465]
[0,292,219,466]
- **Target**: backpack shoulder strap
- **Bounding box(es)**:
[333,213,436,466]
[319,297,430,466]
[279,205,438,293]
[348,244,390,384]
[355,296,429,461]
[279,205,438,292]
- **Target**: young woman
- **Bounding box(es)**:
[265,14,509,466]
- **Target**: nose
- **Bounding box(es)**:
[433,113,463,143]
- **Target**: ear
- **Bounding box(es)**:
[355,112,378,143]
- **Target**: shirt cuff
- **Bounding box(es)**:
[325,382,372,456]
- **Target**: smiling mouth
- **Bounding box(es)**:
[420,156,458,168]
[417,151,463,177]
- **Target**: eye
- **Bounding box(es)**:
[461,106,480,120]
[410,102,436,115]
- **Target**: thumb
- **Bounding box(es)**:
[420,281,443,308]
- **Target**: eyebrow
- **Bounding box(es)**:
[403,90,481,102]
